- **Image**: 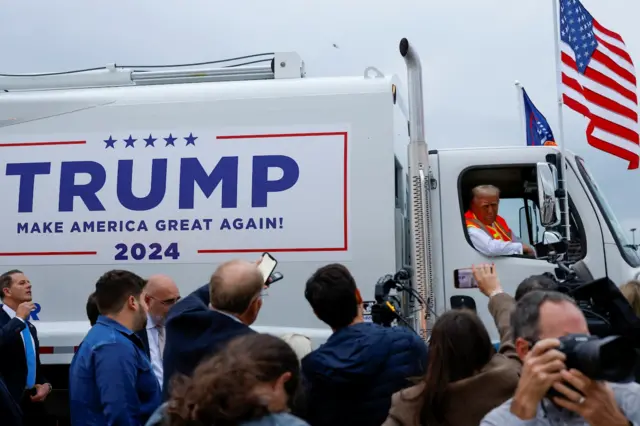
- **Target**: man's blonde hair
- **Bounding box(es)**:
[471,184,500,200]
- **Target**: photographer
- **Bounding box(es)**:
[481,291,640,425]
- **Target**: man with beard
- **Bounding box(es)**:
[69,270,161,426]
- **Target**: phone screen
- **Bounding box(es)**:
[258,252,278,283]
[454,268,478,289]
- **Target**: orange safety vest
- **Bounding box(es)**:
[464,211,513,242]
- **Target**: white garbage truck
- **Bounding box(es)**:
[0,39,637,420]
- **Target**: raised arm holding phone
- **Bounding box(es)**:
[161,257,270,398]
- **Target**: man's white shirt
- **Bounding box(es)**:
[145,314,164,389]
[467,227,524,257]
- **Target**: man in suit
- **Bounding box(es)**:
[162,259,263,397]
[0,374,22,426]
[136,275,180,389]
[0,269,53,426]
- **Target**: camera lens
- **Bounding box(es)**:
[573,336,636,382]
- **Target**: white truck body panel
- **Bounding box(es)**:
[0,74,407,362]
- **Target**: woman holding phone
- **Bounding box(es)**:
[383,264,521,426]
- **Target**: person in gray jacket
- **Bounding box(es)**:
[146,333,308,426]
[481,290,640,426]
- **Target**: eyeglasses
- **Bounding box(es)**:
[148,295,181,306]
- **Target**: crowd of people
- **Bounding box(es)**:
[2,257,640,425]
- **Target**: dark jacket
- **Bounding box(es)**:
[383,293,521,426]
[69,316,162,426]
[0,376,22,426]
[300,322,428,426]
[162,284,255,398]
[0,306,48,403]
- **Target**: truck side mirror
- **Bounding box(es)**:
[542,230,562,245]
[536,162,561,227]
[542,230,567,253]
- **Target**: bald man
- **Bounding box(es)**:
[137,275,180,389]
[465,185,536,257]
[161,260,263,398]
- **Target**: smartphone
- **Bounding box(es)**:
[453,268,478,289]
[258,252,278,284]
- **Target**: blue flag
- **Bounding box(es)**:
[522,88,557,147]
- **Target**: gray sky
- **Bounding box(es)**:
[1,0,638,236]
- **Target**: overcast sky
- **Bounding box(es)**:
[1,0,638,239]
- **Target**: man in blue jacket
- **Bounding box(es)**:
[301,264,428,426]
[161,259,263,398]
[69,270,161,426]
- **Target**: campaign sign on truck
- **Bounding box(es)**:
[0,130,349,265]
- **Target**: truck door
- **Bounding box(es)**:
[435,149,595,342]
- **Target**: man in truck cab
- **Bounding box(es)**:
[465,185,536,258]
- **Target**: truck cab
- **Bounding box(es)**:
[396,38,639,342]
[419,146,640,341]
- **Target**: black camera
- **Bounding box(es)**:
[371,268,418,330]
[557,333,637,382]
[370,300,399,327]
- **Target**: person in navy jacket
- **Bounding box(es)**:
[161,259,264,398]
[69,270,161,426]
[85,292,100,326]
[300,264,428,426]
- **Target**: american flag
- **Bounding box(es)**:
[559,0,639,169]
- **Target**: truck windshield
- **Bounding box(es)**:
[575,156,640,268]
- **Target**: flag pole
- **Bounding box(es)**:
[515,81,527,143]
[551,0,571,241]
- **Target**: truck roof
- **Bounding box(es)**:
[0,49,399,108]
[0,73,402,130]
[0,74,398,103]
[0,61,403,134]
